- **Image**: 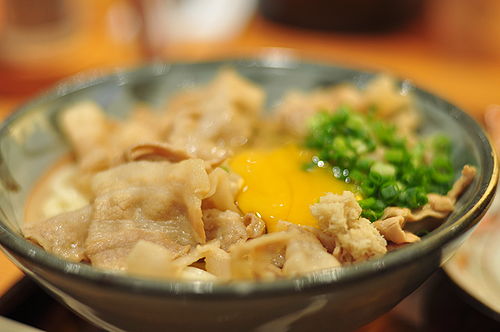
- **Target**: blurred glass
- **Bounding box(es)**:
[0,0,143,96]
[136,0,256,56]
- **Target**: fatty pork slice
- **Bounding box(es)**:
[202,209,248,251]
[23,206,92,262]
[230,228,341,280]
[243,213,267,239]
[311,191,387,263]
[83,159,211,270]
[204,244,232,280]
[91,159,209,197]
[124,142,237,174]
[403,165,475,222]
[230,231,292,280]
[163,69,264,161]
[375,165,477,244]
[109,107,164,155]
[92,186,203,246]
[282,230,341,277]
[446,165,477,202]
[373,216,420,244]
[203,167,243,212]
[60,102,162,174]
[93,159,209,243]
[273,84,364,137]
[127,240,230,280]
[363,75,411,118]
[85,219,191,271]
[60,102,114,173]
[127,240,181,278]
[175,240,231,280]
[124,142,192,164]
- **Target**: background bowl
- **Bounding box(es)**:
[0,58,497,332]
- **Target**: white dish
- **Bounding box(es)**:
[444,188,500,319]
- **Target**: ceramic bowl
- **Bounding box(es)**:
[0,58,497,332]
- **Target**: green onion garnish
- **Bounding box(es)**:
[305,107,455,221]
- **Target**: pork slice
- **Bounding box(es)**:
[272,91,319,137]
[303,226,337,253]
[381,207,411,220]
[91,161,168,195]
[91,159,210,198]
[381,202,448,224]
[126,240,216,281]
[202,209,247,251]
[391,165,477,223]
[230,231,293,280]
[93,185,206,245]
[126,239,229,281]
[373,216,420,244]
[163,69,264,161]
[409,165,476,222]
[60,103,166,173]
[373,165,477,245]
[85,219,190,271]
[124,142,192,163]
[126,240,178,278]
[23,206,92,262]
[179,267,218,281]
[381,195,452,224]
[282,231,340,277]
[203,167,242,212]
[60,102,117,173]
[406,208,449,222]
[204,245,231,280]
[243,213,267,239]
[447,165,477,201]
[272,84,365,137]
[428,193,455,212]
[363,75,411,117]
[109,109,163,153]
[123,142,228,170]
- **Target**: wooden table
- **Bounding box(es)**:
[1,11,499,330]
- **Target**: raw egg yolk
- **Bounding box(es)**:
[229,145,358,232]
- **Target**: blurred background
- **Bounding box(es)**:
[0,0,499,121]
[0,0,499,331]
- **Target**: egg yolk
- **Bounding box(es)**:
[229,144,358,232]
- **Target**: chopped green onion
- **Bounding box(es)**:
[356,158,375,171]
[380,182,400,203]
[359,197,376,209]
[304,107,457,221]
[361,208,384,221]
[385,149,405,164]
[370,162,396,183]
[361,180,377,196]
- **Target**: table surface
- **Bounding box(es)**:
[0,11,499,330]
